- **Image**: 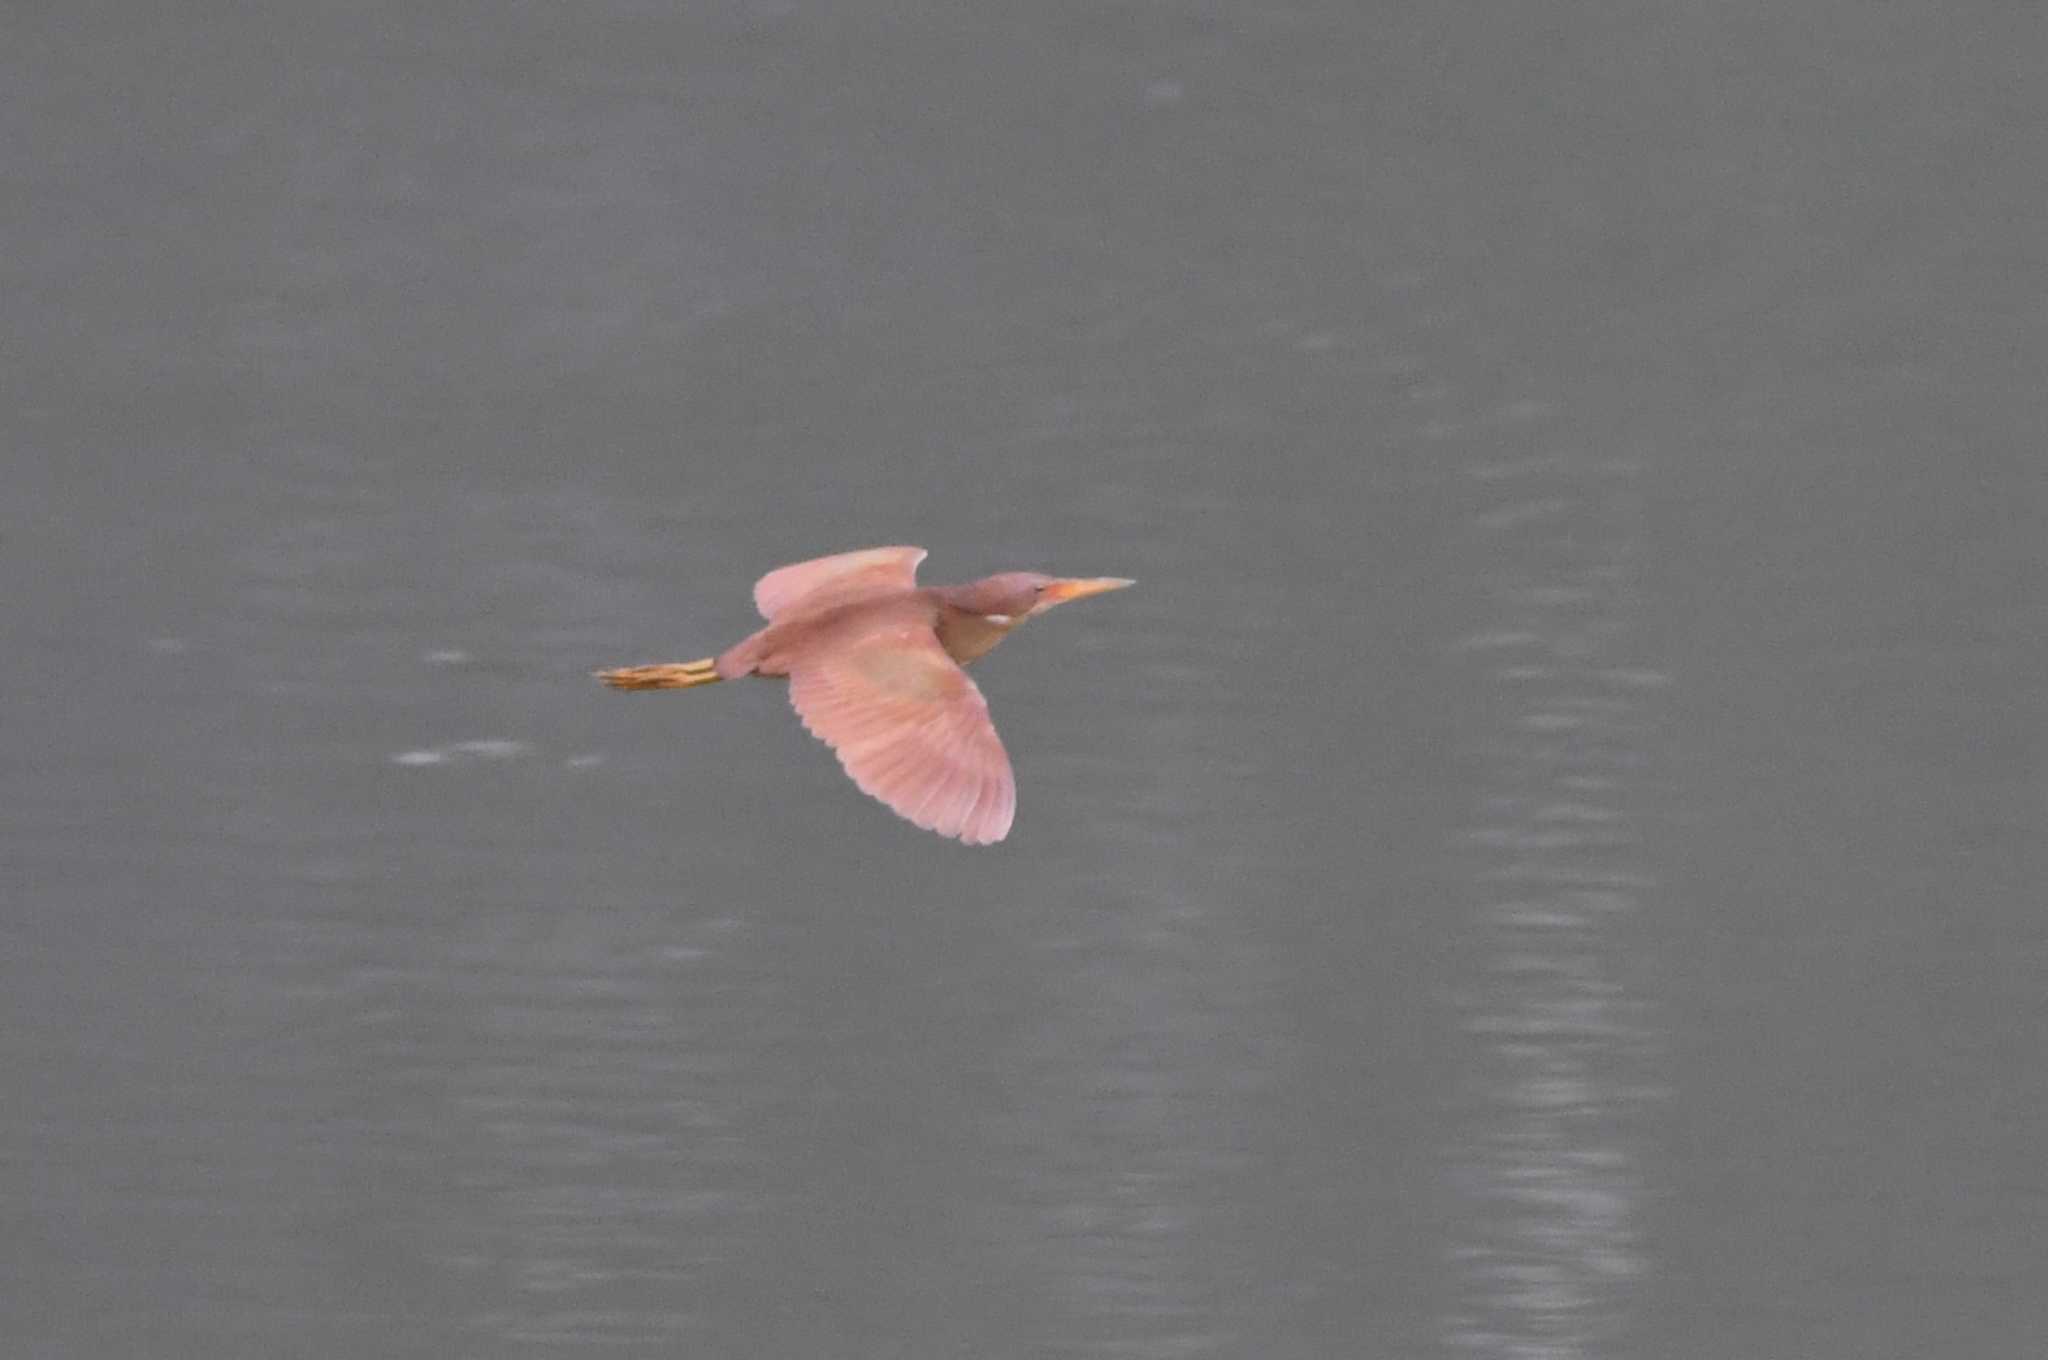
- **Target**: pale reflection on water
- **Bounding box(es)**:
[420,923,773,1349]
[1446,447,1665,1358]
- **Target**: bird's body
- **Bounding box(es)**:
[597,547,1132,845]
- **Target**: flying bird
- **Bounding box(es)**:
[597,546,1133,845]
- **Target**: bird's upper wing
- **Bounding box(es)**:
[785,601,1016,845]
[752,546,927,620]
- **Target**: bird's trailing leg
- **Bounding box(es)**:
[595,658,723,690]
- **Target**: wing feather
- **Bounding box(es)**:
[786,604,1016,845]
[753,547,927,620]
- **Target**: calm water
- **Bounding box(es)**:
[6,3,2045,1356]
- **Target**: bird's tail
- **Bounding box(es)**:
[595,658,723,690]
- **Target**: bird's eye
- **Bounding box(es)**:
[1032,583,1046,594]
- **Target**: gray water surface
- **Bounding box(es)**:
[6,3,2046,1357]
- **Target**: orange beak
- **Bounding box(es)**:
[1035,576,1136,610]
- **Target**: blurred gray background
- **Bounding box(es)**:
[5,3,2045,1356]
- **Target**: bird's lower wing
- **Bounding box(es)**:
[786,613,1016,845]
[753,546,927,620]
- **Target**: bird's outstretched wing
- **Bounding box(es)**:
[785,602,1016,845]
[753,546,927,620]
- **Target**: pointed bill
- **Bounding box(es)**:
[1036,577,1135,606]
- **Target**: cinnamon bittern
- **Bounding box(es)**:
[597,547,1133,845]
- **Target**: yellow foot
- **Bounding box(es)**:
[595,658,722,690]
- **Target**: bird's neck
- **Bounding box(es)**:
[934,603,1018,666]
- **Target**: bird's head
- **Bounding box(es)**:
[950,572,1135,625]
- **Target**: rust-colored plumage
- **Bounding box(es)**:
[597,547,1133,845]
